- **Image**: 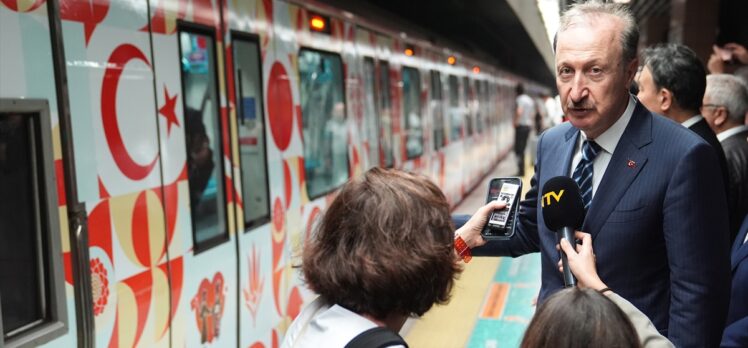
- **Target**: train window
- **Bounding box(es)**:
[232,34,270,231]
[362,58,379,168]
[463,76,473,137]
[430,70,445,150]
[481,80,490,129]
[0,99,66,347]
[402,66,422,159]
[474,79,483,133]
[178,26,229,252]
[378,61,394,167]
[298,48,349,199]
[448,75,462,140]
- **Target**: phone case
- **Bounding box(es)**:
[481,177,523,240]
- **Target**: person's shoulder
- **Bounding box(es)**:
[646,108,706,150]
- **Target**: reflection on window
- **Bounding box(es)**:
[449,75,463,140]
[402,66,422,159]
[233,36,270,230]
[0,105,65,344]
[0,114,43,338]
[179,29,227,250]
[298,49,349,198]
[430,70,445,149]
[378,62,394,167]
[363,58,379,168]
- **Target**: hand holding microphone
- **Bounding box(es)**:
[541,176,585,287]
[558,232,607,291]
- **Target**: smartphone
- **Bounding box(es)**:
[481,177,522,240]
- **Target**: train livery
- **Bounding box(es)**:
[0,0,544,346]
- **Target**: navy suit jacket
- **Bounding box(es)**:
[464,102,732,347]
[722,214,748,347]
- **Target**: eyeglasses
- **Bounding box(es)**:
[701,104,722,109]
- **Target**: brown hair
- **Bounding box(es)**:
[521,288,642,348]
[302,167,460,320]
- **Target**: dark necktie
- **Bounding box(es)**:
[572,140,601,210]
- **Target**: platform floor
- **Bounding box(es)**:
[402,152,541,348]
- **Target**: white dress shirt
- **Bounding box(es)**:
[569,95,636,198]
[717,125,748,143]
[680,115,703,128]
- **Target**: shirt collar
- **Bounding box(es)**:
[581,95,636,154]
[717,125,748,142]
[681,115,703,128]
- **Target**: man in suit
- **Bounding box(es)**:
[636,43,730,221]
[723,214,748,347]
[456,3,731,347]
[703,74,748,245]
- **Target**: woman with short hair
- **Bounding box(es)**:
[282,168,463,348]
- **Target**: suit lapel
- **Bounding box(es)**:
[584,104,651,239]
[733,225,748,271]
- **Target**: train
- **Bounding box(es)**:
[0,0,547,346]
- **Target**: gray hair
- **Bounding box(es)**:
[556,1,639,65]
[705,74,748,124]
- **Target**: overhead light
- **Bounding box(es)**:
[472,66,481,74]
[613,0,631,3]
[447,56,456,65]
[404,46,414,56]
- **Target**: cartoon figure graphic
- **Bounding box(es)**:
[191,272,226,344]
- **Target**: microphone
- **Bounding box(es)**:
[541,176,585,287]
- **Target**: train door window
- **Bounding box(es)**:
[402,66,422,159]
[448,75,462,140]
[362,58,379,167]
[430,70,445,150]
[298,48,348,199]
[0,99,66,347]
[463,76,473,137]
[178,26,228,251]
[232,34,270,230]
[473,79,483,133]
[378,61,394,167]
[481,80,493,128]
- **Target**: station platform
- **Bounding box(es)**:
[402,153,541,348]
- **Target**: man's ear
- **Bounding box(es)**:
[659,88,673,112]
[625,58,639,85]
[714,107,728,127]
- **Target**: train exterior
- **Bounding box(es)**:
[0,0,543,346]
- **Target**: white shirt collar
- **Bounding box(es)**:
[681,115,703,128]
[717,125,748,142]
[581,95,636,155]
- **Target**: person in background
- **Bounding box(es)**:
[708,42,748,75]
[282,168,462,348]
[514,83,534,176]
[723,213,748,347]
[455,2,731,346]
[702,74,748,244]
[637,43,731,233]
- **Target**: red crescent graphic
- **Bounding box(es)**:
[101,44,159,181]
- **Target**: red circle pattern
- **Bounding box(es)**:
[267,62,294,151]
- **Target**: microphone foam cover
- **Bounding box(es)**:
[541,176,585,231]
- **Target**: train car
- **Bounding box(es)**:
[0,0,546,346]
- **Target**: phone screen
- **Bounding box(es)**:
[481,177,522,240]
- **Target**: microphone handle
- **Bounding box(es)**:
[558,226,577,287]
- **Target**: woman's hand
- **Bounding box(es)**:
[557,231,607,291]
[455,200,506,249]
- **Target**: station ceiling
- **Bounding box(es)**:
[317,0,557,89]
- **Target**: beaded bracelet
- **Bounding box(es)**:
[454,235,472,263]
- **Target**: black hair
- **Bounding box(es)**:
[641,43,706,112]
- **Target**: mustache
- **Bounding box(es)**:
[565,100,594,109]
